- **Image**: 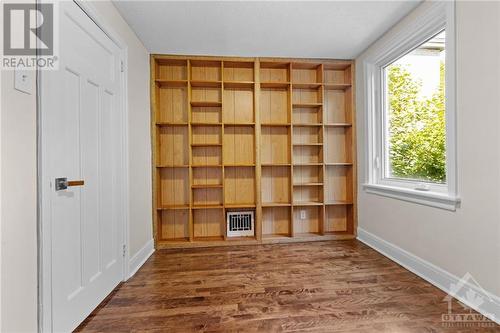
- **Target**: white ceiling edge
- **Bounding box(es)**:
[112,1,422,59]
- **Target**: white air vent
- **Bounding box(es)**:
[226,211,254,237]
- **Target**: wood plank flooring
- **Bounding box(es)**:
[76,240,500,332]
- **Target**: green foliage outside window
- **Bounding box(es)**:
[386,62,446,183]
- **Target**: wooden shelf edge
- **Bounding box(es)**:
[225,203,256,208]
[292,103,322,108]
[323,83,352,90]
[155,79,188,87]
[191,101,222,107]
[325,201,353,205]
[293,202,323,206]
[190,80,222,87]
[157,205,190,210]
[262,203,292,207]
[324,123,352,127]
[156,234,355,249]
[261,123,291,127]
[292,82,322,89]
[192,205,224,209]
[191,184,223,189]
[260,82,290,88]
[156,122,188,126]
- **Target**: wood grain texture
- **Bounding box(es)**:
[76,240,499,332]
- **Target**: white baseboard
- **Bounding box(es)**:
[128,239,154,279]
[357,227,500,325]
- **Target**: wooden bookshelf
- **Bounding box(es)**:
[151,55,356,248]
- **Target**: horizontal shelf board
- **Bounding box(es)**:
[225,203,256,208]
[192,204,224,209]
[260,82,290,88]
[157,165,189,168]
[224,81,254,89]
[292,103,322,108]
[324,83,351,90]
[323,63,351,70]
[156,122,188,126]
[261,123,291,127]
[191,122,222,126]
[155,79,188,87]
[226,236,257,242]
[190,101,222,107]
[262,202,291,207]
[293,123,322,127]
[157,205,190,210]
[193,236,224,242]
[191,184,223,189]
[293,201,323,206]
[292,82,322,89]
[190,80,222,87]
[325,162,353,166]
[224,123,255,126]
[293,183,323,186]
[293,232,323,238]
[293,163,323,166]
[325,123,352,127]
[260,233,356,245]
[325,200,353,205]
[191,165,223,168]
[224,164,256,167]
[191,143,222,147]
[261,163,291,167]
[293,143,323,146]
[262,234,292,240]
[158,237,190,243]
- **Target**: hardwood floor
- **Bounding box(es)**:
[76,240,499,332]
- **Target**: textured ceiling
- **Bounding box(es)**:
[113,1,421,59]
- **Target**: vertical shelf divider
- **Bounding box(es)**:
[221,61,227,240]
[319,63,325,236]
[255,60,262,241]
[289,63,294,237]
[187,60,194,241]
[150,56,159,243]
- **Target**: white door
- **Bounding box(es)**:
[41,1,124,332]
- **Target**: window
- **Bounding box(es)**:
[384,31,446,185]
[363,1,459,210]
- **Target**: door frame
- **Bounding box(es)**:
[37,1,130,331]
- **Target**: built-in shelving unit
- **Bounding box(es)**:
[151,55,356,248]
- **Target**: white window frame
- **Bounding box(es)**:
[362,1,460,211]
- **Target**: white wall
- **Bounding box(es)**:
[0,1,152,330]
[0,48,39,333]
[0,2,38,330]
[356,0,500,298]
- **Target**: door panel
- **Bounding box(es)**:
[42,2,124,331]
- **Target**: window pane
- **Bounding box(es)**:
[384,31,446,183]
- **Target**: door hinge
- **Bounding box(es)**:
[122,244,126,257]
[120,60,124,73]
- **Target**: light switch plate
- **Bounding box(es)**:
[14,69,34,94]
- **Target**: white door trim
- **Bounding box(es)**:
[37,1,130,331]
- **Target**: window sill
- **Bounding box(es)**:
[363,183,461,211]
